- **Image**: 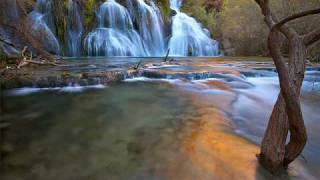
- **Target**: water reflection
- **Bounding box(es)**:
[1,60,320,180]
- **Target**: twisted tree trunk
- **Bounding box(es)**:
[254,0,320,174]
[260,31,307,174]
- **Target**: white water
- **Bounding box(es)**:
[66,0,83,56]
[28,11,60,54]
[85,0,166,57]
[128,0,166,56]
[168,0,221,56]
[35,0,83,56]
[31,0,221,57]
[85,0,148,56]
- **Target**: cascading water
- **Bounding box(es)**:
[168,0,221,56]
[28,11,60,54]
[85,0,148,56]
[66,0,83,56]
[85,0,166,57]
[35,0,56,35]
[29,0,221,57]
[32,0,84,56]
[29,0,60,54]
[128,0,166,56]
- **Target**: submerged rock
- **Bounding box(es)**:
[1,69,127,89]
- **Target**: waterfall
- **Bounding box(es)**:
[128,0,166,56]
[29,0,221,57]
[85,0,148,56]
[31,0,60,54]
[66,0,83,56]
[36,0,55,33]
[85,0,167,57]
[28,12,60,54]
[168,0,221,56]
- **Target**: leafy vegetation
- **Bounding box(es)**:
[155,0,171,20]
[83,0,96,30]
[181,0,320,60]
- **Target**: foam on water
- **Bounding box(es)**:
[6,84,106,96]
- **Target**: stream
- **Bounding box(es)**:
[1,58,320,180]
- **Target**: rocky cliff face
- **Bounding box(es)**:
[0,0,53,59]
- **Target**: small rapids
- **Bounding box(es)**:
[2,59,320,180]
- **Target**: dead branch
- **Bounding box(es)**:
[134,61,142,70]
[18,60,62,68]
[17,46,63,68]
[164,48,170,62]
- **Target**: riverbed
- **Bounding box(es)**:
[1,57,320,180]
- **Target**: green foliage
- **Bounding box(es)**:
[52,0,68,45]
[182,1,219,32]
[155,0,171,20]
[84,0,96,30]
[181,0,320,58]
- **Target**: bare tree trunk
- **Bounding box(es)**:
[283,36,307,166]
[253,1,319,174]
[260,94,288,174]
[259,33,307,174]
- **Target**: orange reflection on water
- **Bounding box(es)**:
[155,90,315,180]
[156,93,263,180]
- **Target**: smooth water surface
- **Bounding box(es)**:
[1,58,320,180]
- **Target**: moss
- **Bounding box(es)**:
[52,0,69,50]
[155,0,171,20]
[84,0,96,30]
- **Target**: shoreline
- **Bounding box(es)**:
[1,58,319,90]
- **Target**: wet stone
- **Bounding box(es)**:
[78,79,89,86]
[35,78,49,88]
[47,76,58,87]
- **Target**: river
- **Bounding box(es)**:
[1,57,320,180]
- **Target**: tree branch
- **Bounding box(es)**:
[272,8,320,32]
[303,28,320,47]
[254,0,297,39]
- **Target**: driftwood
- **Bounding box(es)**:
[17,46,62,68]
